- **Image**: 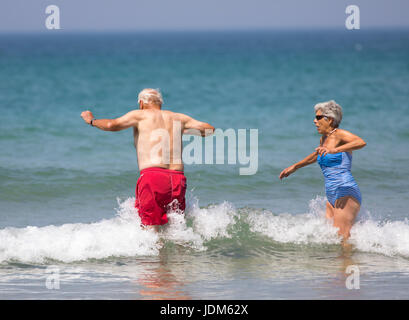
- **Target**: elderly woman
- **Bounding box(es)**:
[279,100,366,241]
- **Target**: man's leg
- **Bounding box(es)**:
[141,225,160,232]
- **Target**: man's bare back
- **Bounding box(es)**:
[133,109,211,171]
[80,89,214,172]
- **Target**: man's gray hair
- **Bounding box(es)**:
[314,100,343,128]
[138,88,163,106]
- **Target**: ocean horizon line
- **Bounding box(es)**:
[1,26,409,36]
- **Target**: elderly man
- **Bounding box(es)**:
[81,89,214,231]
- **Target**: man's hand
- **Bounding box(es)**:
[81,110,94,125]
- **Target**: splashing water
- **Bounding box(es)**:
[1,196,409,264]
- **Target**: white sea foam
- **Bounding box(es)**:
[1,196,409,263]
[0,197,239,264]
[350,219,409,257]
[248,196,409,258]
[159,196,238,249]
[247,196,342,245]
[0,198,161,263]
[188,197,237,241]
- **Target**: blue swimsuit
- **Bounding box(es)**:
[317,152,362,207]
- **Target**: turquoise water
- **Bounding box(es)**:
[1,30,409,299]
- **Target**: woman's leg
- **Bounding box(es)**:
[333,196,360,240]
[325,201,335,219]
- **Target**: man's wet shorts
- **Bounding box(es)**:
[135,167,187,226]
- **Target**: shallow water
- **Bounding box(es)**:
[1,30,409,299]
[1,196,409,299]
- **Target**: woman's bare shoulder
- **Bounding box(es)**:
[335,128,356,138]
[335,128,350,134]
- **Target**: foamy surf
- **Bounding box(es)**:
[1,196,409,264]
[0,198,160,263]
[162,197,237,250]
[350,219,409,257]
[247,196,342,245]
[0,197,238,264]
[248,196,409,258]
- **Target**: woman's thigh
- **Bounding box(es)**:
[333,196,360,227]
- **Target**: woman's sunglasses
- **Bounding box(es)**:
[315,115,327,120]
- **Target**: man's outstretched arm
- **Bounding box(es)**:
[81,110,143,131]
[179,114,215,137]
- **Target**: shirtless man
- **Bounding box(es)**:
[81,88,215,231]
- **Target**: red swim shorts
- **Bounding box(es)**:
[135,167,187,226]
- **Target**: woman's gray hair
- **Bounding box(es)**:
[138,88,163,106]
[314,100,343,128]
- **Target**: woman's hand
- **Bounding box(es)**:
[279,165,297,180]
[315,146,337,156]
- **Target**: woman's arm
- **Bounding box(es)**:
[294,151,319,169]
[334,130,366,153]
[279,151,318,179]
[315,130,366,156]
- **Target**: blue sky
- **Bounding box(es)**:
[0,0,408,32]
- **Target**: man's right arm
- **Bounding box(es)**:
[179,114,215,137]
[81,110,144,132]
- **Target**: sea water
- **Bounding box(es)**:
[0,30,409,299]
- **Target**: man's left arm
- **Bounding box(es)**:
[81,110,143,131]
[177,113,215,137]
